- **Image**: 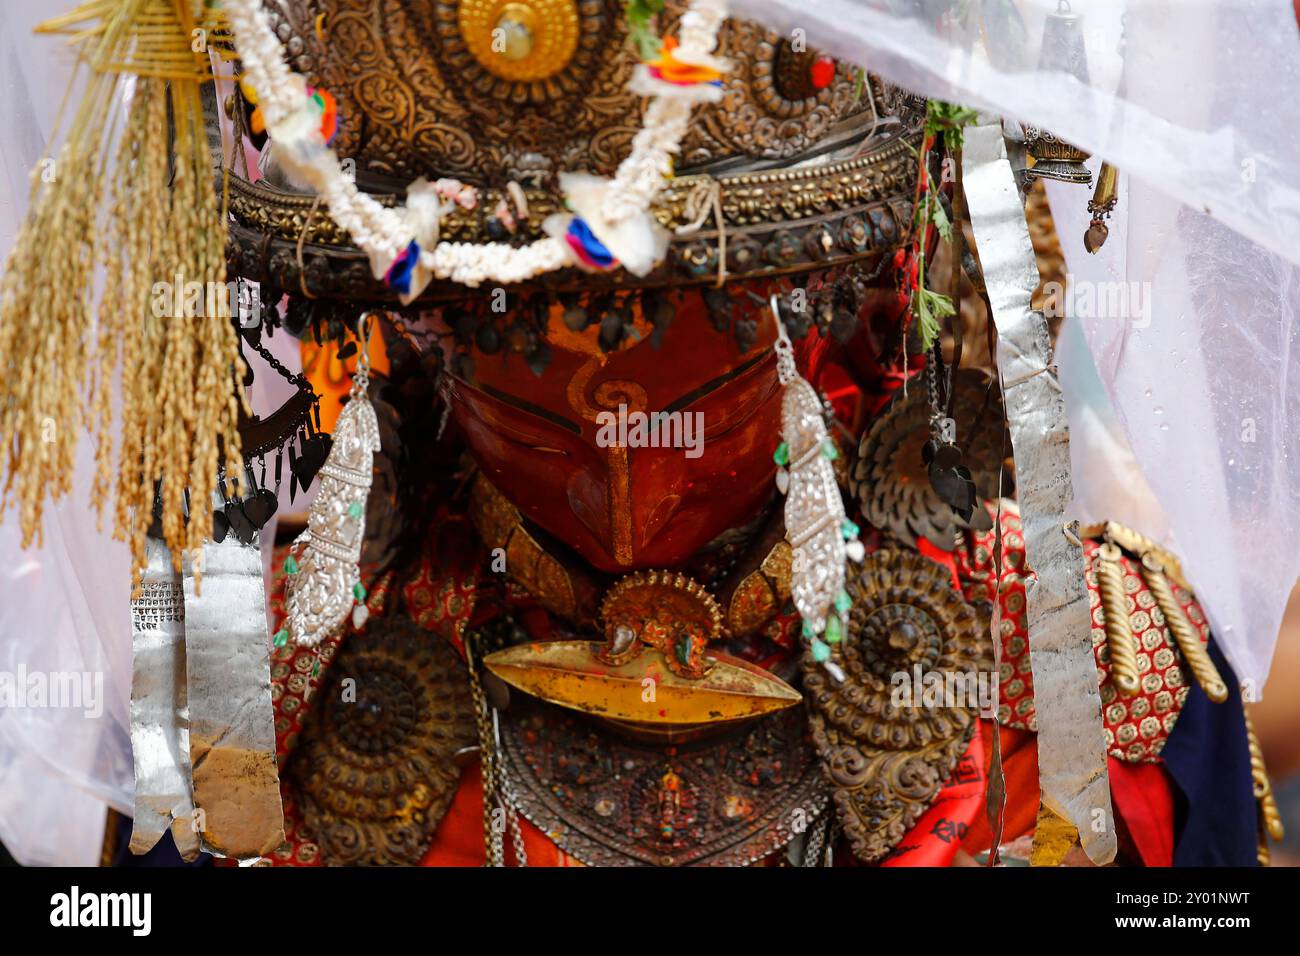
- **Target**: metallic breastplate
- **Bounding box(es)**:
[498,701,827,866]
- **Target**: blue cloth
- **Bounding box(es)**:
[384,240,421,295]
[1160,636,1259,866]
[565,217,617,269]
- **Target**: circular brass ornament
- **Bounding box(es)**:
[288,615,477,865]
[459,0,580,82]
[802,549,991,862]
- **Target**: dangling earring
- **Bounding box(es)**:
[770,297,862,675]
[278,315,381,646]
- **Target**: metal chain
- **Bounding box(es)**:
[800,812,830,867]
[495,747,529,868]
[823,816,837,867]
[465,637,505,866]
[926,357,941,439]
[245,305,314,392]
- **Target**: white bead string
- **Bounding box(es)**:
[223,0,728,289]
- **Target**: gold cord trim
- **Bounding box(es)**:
[1139,553,1227,703]
[1096,543,1140,696]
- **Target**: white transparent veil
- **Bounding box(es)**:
[731,0,1300,690]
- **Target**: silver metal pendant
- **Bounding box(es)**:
[771,298,859,662]
[283,359,380,647]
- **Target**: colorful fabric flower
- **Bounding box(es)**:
[563,218,618,271]
[645,37,724,88]
[239,75,338,145]
[384,240,422,295]
[308,87,338,145]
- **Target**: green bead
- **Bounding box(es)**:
[353,581,367,601]
[311,660,320,678]
[820,440,839,461]
[810,637,831,663]
[834,590,852,614]
[284,554,300,575]
[348,501,364,520]
[841,519,859,540]
[802,618,817,640]
[825,615,843,644]
[272,628,289,648]
[773,441,790,466]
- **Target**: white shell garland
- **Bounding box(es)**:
[222,0,728,291]
[771,299,860,670]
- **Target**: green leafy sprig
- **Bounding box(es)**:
[901,100,976,354]
[626,0,666,60]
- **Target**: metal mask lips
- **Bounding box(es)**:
[446,298,782,572]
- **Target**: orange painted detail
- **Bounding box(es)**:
[301,328,389,433]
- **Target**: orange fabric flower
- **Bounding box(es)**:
[647,37,723,86]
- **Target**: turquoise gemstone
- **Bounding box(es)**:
[677,635,693,665]
[773,441,790,466]
[821,440,839,461]
[841,519,859,540]
[272,628,289,648]
[802,618,817,640]
[810,637,831,663]
[834,590,852,614]
[348,501,364,520]
[353,581,367,601]
[825,615,843,644]
[284,554,300,575]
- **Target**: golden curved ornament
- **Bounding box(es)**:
[483,639,800,729]
[598,570,722,678]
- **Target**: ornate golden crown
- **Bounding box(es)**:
[226,0,924,302]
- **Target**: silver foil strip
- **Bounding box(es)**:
[182,534,285,860]
[128,537,201,861]
[962,122,1116,865]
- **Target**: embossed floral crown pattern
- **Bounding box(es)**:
[257,0,870,186]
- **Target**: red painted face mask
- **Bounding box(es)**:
[443,290,792,573]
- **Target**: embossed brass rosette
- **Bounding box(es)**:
[851,369,1008,549]
[287,615,477,865]
[802,550,991,863]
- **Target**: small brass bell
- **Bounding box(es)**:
[1022,2,1093,186]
